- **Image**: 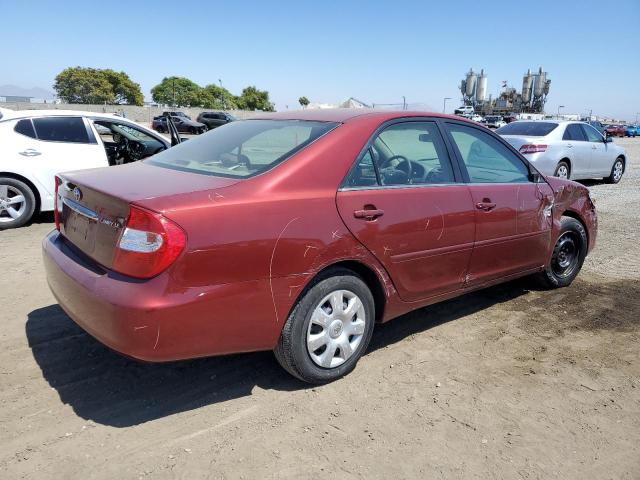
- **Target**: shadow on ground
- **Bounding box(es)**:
[26,279,537,428]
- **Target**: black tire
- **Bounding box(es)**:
[536,216,587,289]
[274,268,375,384]
[554,160,570,180]
[0,177,37,230]
[605,157,624,184]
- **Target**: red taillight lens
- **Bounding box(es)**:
[519,144,547,154]
[54,176,62,231]
[112,205,186,279]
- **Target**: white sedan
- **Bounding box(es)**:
[496,120,626,183]
[0,110,170,229]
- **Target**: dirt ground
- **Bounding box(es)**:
[1,138,639,480]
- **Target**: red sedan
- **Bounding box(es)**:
[43,110,597,383]
[605,125,625,137]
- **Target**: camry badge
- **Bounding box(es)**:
[73,187,82,201]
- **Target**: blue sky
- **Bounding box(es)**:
[1,0,639,120]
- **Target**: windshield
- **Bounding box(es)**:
[496,121,558,136]
[146,119,338,178]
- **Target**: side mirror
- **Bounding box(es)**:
[605,136,613,143]
[180,137,189,142]
[529,172,543,183]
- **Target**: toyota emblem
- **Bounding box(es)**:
[73,187,82,201]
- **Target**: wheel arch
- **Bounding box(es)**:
[558,157,572,175]
[559,209,589,249]
[0,171,42,213]
[292,260,388,324]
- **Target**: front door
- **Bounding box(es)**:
[443,121,553,285]
[336,120,475,302]
[581,123,611,176]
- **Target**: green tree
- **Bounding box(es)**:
[236,86,274,111]
[54,67,115,104]
[53,67,143,105]
[298,96,310,108]
[200,84,238,109]
[151,76,202,107]
[102,69,144,105]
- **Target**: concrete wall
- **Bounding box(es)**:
[0,102,260,123]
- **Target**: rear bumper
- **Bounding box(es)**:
[42,231,278,362]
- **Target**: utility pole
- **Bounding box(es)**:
[402,96,406,110]
[443,97,451,113]
[172,78,176,108]
[557,105,564,119]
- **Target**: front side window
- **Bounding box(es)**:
[147,119,337,178]
[446,123,530,183]
[581,124,604,142]
[32,117,90,143]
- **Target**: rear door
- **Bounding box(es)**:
[562,123,591,178]
[443,121,553,285]
[336,120,475,302]
[14,116,108,197]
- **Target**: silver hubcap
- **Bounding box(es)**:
[613,161,623,181]
[556,165,568,179]
[306,289,366,369]
[0,185,26,223]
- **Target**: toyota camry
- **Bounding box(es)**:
[43,109,597,383]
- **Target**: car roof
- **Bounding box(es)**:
[0,109,130,122]
[252,108,466,124]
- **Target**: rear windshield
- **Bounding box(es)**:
[496,121,558,136]
[146,119,337,178]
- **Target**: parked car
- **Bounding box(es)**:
[624,125,638,137]
[162,111,190,119]
[454,105,474,116]
[605,124,625,137]
[196,111,236,130]
[0,110,170,229]
[152,115,207,134]
[43,110,598,384]
[484,115,507,129]
[470,114,484,123]
[496,120,626,183]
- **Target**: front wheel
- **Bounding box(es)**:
[274,269,375,384]
[0,177,37,229]
[536,216,587,289]
[605,157,624,184]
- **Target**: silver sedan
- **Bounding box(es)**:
[496,120,627,183]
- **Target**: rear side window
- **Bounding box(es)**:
[563,124,586,141]
[146,119,337,178]
[14,119,36,139]
[446,123,530,183]
[496,121,558,136]
[33,117,90,143]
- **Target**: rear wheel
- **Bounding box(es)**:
[536,216,587,289]
[554,161,570,180]
[0,177,36,230]
[274,269,375,384]
[605,157,624,184]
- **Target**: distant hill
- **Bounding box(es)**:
[0,84,55,100]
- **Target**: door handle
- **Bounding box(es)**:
[354,208,384,220]
[567,143,573,148]
[475,202,496,211]
[19,148,41,157]
[592,145,597,150]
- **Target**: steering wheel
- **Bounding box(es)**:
[379,155,421,184]
[114,134,133,163]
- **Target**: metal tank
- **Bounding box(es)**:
[465,69,477,98]
[476,69,487,102]
[521,69,533,103]
[533,66,546,98]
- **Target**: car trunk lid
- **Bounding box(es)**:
[57,161,239,269]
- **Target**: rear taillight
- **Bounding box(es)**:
[519,144,547,154]
[54,176,62,231]
[112,205,186,279]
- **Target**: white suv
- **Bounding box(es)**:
[0,110,170,229]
